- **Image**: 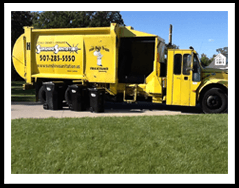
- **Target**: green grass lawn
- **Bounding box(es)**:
[11,114,228,174]
[11,81,35,102]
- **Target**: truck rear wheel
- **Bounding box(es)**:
[201,88,228,113]
[65,87,72,106]
[38,85,46,104]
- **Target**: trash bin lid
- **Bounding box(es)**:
[69,84,79,89]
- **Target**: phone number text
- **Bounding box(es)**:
[39,55,76,62]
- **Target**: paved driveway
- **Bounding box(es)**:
[11,101,203,119]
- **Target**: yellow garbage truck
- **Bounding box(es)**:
[12,23,228,113]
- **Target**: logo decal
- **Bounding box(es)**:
[36,42,80,54]
[89,46,110,66]
[89,46,110,72]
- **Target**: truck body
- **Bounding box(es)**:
[12,23,228,113]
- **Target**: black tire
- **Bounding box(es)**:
[64,87,72,105]
[201,88,228,113]
[89,106,94,113]
[38,85,46,104]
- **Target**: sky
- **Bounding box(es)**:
[120,11,228,58]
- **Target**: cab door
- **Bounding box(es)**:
[180,53,192,106]
[172,51,192,106]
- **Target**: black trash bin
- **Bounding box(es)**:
[88,88,105,113]
[43,82,64,110]
[65,84,89,111]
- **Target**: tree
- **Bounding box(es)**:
[31,11,124,29]
[216,47,228,57]
[11,11,33,47]
[88,11,124,27]
[200,53,212,67]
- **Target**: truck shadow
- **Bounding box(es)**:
[104,101,203,114]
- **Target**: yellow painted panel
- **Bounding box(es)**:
[32,27,111,35]
[172,74,181,105]
[84,36,116,83]
[12,34,25,79]
[119,27,157,37]
[32,73,85,79]
[180,75,191,106]
[35,35,83,76]
[166,50,174,105]
[190,81,201,106]
[12,24,119,85]
[180,50,193,106]
[145,73,162,94]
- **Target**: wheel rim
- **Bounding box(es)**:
[206,94,222,109]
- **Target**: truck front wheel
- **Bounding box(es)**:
[201,88,228,113]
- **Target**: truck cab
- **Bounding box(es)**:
[166,49,201,107]
[165,48,228,113]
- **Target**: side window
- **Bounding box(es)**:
[183,54,191,75]
[193,53,201,82]
[193,55,199,74]
[173,54,182,75]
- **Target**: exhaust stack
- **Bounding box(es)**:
[168,24,173,45]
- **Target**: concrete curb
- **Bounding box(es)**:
[11,101,203,119]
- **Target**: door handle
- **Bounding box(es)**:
[184,77,188,80]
